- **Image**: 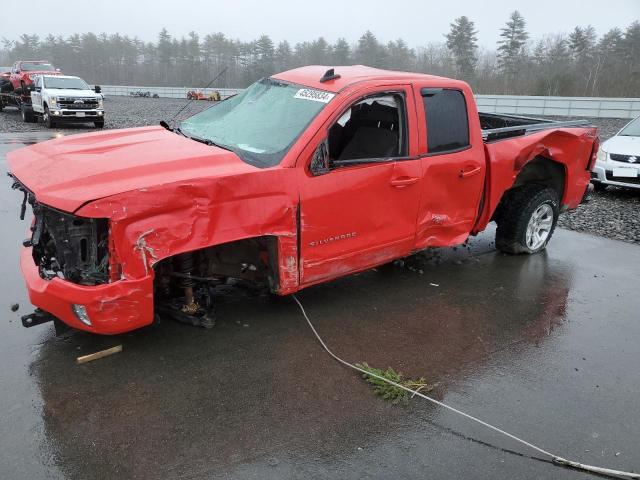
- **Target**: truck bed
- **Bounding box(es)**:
[480,112,591,142]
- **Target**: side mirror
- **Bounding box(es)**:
[35,87,41,92]
[94,85,101,93]
[310,139,331,176]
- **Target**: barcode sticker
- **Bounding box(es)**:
[294,88,335,103]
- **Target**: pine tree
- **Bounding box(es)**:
[308,37,329,64]
[568,26,597,95]
[331,38,351,65]
[355,31,383,66]
[275,41,293,71]
[445,16,478,78]
[386,39,415,70]
[568,26,596,61]
[497,11,529,78]
[620,21,640,96]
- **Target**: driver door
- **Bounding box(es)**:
[297,86,422,286]
[31,76,43,112]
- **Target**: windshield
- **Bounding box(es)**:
[180,78,334,167]
[21,62,55,72]
[619,117,640,137]
[44,76,90,90]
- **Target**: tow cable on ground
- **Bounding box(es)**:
[292,295,639,479]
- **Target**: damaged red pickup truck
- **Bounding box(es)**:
[8,66,598,334]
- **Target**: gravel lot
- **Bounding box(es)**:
[0,96,211,133]
[0,96,636,244]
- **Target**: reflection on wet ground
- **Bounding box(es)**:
[1,133,639,479]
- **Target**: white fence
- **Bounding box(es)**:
[99,85,640,119]
[475,95,640,119]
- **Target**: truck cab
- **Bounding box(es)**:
[30,75,105,128]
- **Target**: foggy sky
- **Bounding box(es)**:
[2,0,638,48]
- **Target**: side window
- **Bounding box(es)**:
[422,89,469,154]
[327,93,406,162]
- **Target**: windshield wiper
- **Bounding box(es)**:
[187,134,233,151]
[160,121,187,137]
[159,121,233,151]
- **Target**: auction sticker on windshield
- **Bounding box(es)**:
[294,88,335,103]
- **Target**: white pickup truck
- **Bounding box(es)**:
[30,74,105,128]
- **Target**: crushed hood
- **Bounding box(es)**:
[7,126,257,213]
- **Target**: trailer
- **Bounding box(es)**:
[0,88,37,123]
[1,74,105,128]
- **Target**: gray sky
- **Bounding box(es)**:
[3,0,639,48]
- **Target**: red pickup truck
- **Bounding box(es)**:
[8,66,598,334]
[9,60,61,91]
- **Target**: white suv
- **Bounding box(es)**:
[30,75,105,128]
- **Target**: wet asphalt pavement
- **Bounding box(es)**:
[1,132,639,480]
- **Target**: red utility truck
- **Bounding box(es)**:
[8,66,598,334]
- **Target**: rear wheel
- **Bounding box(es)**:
[495,185,559,254]
[20,105,35,123]
[43,106,56,128]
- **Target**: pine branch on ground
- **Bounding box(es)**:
[355,362,434,405]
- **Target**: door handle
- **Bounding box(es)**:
[459,166,481,179]
[390,176,419,188]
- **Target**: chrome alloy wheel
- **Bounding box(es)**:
[525,203,554,250]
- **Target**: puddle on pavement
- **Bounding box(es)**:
[30,245,574,478]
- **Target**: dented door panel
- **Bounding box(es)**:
[412,83,486,248]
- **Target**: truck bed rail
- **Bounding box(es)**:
[480,112,591,142]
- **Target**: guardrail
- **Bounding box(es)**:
[99,85,640,119]
[99,85,241,100]
[475,95,640,119]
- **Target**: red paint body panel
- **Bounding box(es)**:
[473,128,595,233]
[8,126,257,213]
[7,66,598,334]
[21,248,154,334]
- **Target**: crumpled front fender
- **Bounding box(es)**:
[75,169,300,293]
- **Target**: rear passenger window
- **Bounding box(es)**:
[422,89,469,154]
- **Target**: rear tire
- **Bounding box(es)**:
[43,106,56,128]
[20,105,35,123]
[495,185,559,254]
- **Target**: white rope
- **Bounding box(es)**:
[291,295,639,479]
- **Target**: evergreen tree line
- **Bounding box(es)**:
[1,12,638,97]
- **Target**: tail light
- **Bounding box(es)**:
[587,137,599,171]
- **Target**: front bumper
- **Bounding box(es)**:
[21,247,154,334]
[49,109,104,121]
[592,160,640,190]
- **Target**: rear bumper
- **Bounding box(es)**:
[21,247,154,335]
